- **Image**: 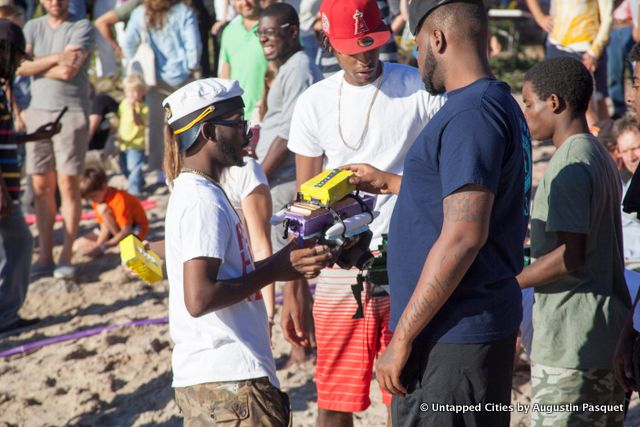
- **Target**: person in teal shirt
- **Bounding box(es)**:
[219,0,268,119]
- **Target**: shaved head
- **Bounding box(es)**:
[415,0,490,94]
[422,1,488,47]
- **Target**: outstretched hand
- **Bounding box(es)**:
[341,163,401,195]
[30,121,62,142]
[288,240,332,280]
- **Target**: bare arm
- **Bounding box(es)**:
[393,186,494,345]
[587,0,613,60]
[105,224,134,248]
[18,44,86,79]
[14,122,62,144]
[261,137,291,180]
[295,153,324,189]
[241,184,275,319]
[94,10,124,57]
[525,0,553,32]
[279,153,325,345]
[391,14,406,34]
[16,51,62,77]
[87,114,102,143]
[147,240,165,258]
[517,231,587,289]
[42,60,85,81]
[218,60,231,79]
[183,242,331,317]
[94,223,113,246]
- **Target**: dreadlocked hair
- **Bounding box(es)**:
[320,32,334,54]
[163,124,183,185]
[0,39,19,85]
[144,0,181,30]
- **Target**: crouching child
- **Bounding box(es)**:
[75,167,149,257]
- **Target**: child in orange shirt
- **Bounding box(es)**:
[75,167,149,257]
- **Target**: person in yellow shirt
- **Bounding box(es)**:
[526,0,613,123]
[118,73,148,196]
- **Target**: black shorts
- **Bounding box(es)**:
[392,332,517,427]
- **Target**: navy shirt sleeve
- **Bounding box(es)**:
[439,108,507,198]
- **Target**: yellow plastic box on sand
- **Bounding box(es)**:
[119,234,163,284]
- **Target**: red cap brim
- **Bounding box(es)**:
[329,23,391,55]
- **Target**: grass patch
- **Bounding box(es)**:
[490,55,539,92]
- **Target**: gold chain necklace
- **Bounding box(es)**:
[337,67,384,151]
[180,167,241,221]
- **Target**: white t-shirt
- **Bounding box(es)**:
[219,158,269,224]
[215,0,236,21]
[165,173,278,388]
[288,61,445,247]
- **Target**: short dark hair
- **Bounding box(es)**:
[424,1,487,45]
[524,57,593,116]
[629,42,640,63]
[614,114,640,141]
[80,167,108,197]
[261,2,299,27]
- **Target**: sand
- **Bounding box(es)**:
[1,140,639,427]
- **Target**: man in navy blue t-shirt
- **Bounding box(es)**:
[343,1,532,425]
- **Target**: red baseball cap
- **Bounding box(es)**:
[319,0,391,55]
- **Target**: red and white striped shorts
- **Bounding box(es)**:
[313,267,393,412]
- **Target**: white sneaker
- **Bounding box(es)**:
[53,264,76,280]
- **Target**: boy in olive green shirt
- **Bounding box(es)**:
[519,57,630,427]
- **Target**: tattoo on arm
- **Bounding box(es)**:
[394,187,493,343]
[396,276,444,337]
[442,187,492,223]
[394,253,461,342]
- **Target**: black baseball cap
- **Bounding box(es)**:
[0,18,27,56]
[408,0,484,35]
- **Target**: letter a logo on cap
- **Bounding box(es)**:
[353,9,369,35]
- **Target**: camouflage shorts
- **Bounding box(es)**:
[175,377,292,426]
[530,363,625,427]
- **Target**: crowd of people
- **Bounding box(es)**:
[2,0,640,426]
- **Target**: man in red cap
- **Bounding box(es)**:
[284,0,444,425]
[342,1,532,426]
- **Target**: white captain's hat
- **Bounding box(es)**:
[163,78,245,152]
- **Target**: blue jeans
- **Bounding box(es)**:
[0,205,33,329]
[301,33,319,62]
[607,26,635,118]
[119,149,145,196]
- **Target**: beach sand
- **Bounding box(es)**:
[1,139,639,426]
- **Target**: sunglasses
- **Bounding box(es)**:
[256,23,291,38]
[210,119,251,136]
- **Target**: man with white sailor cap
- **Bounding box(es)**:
[162,78,331,426]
